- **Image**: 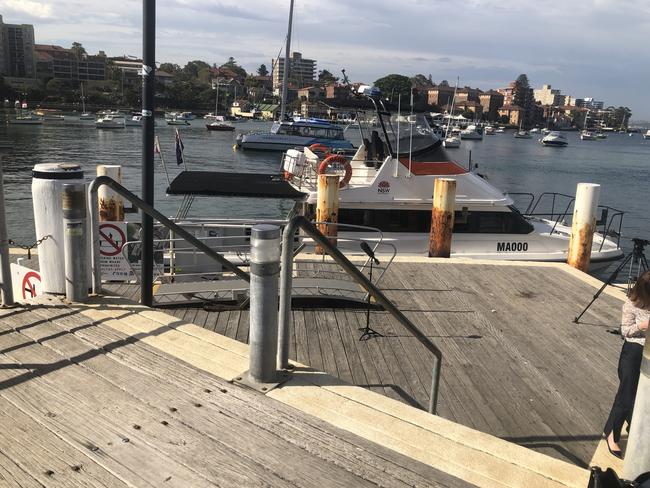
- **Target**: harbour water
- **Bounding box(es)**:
[1,118,649,256]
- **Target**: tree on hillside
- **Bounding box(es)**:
[221,57,247,79]
[70,42,87,60]
[374,74,412,103]
[318,69,338,84]
[257,64,269,76]
[411,74,432,90]
[513,74,532,127]
[182,60,211,79]
[159,63,181,74]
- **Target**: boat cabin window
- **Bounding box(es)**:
[336,208,534,234]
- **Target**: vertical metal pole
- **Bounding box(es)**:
[279,0,294,121]
[248,224,281,384]
[623,339,650,479]
[0,155,14,306]
[141,0,156,306]
[62,184,88,303]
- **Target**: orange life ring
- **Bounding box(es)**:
[317,154,352,188]
[308,143,331,157]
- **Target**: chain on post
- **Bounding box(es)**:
[7,235,51,259]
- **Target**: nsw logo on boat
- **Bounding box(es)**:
[377,180,390,194]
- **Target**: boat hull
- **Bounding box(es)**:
[237,134,354,152]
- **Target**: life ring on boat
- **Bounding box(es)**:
[308,143,331,158]
[318,154,352,188]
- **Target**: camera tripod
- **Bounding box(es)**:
[574,237,649,323]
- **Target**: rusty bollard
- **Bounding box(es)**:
[428,178,456,258]
[97,165,124,222]
[316,174,339,254]
[567,183,600,272]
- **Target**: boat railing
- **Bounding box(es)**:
[513,192,625,250]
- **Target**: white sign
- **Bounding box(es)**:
[10,263,42,301]
[99,221,133,281]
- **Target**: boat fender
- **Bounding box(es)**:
[318,154,352,188]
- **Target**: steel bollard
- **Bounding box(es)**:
[248,224,281,384]
[62,184,88,302]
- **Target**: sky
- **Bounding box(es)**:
[2,0,649,119]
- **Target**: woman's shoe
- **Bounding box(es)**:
[603,433,623,459]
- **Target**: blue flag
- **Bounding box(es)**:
[175,129,184,166]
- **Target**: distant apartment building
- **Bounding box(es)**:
[479,90,504,121]
[110,56,142,88]
[0,15,36,78]
[455,87,480,103]
[497,82,516,106]
[272,52,316,94]
[427,83,455,109]
[35,44,106,82]
[533,84,563,106]
[582,97,604,110]
[455,100,483,117]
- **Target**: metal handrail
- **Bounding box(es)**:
[278,216,443,414]
[87,176,250,296]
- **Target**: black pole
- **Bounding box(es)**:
[141,0,155,306]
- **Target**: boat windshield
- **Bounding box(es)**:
[377,112,439,156]
[272,121,344,140]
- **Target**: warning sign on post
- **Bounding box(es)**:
[10,263,42,301]
[99,221,133,281]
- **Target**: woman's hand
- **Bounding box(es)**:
[640,320,649,331]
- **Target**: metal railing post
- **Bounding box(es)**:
[62,184,88,303]
[0,152,13,307]
[248,224,281,383]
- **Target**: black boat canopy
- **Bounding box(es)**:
[166,170,308,200]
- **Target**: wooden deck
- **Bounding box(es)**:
[106,259,626,469]
[0,296,473,487]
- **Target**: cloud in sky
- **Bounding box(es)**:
[0,0,648,117]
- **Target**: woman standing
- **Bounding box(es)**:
[604,271,649,459]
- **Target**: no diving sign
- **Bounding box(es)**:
[10,264,42,301]
[99,222,126,257]
[99,221,132,281]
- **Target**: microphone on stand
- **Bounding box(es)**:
[360,241,380,265]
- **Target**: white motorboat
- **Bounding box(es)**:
[540,131,568,147]
[236,117,354,151]
[96,114,126,129]
[541,128,551,135]
[80,113,95,120]
[530,128,540,134]
[167,117,190,126]
[495,127,505,133]
[166,111,195,121]
[443,136,461,148]
[276,106,623,269]
[484,125,495,135]
[9,113,43,125]
[514,130,531,139]
[581,130,598,141]
[125,115,143,127]
[643,130,650,139]
[460,124,483,140]
[595,131,607,139]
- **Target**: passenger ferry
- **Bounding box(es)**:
[236,117,355,152]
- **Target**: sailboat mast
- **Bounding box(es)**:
[215,81,219,116]
[445,77,459,139]
[81,82,86,113]
[279,0,294,121]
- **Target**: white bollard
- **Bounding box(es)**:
[623,341,650,480]
[567,183,600,272]
[32,163,85,293]
[96,165,124,221]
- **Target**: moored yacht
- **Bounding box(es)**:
[9,113,43,125]
[514,130,531,139]
[236,117,355,152]
[540,131,568,146]
[96,114,126,129]
[644,130,650,139]
[460,124,483,140]
[581,130,598,141]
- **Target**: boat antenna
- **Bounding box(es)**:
[408,87,414,178]
[279,0,295,122]
[394,93,401,178]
